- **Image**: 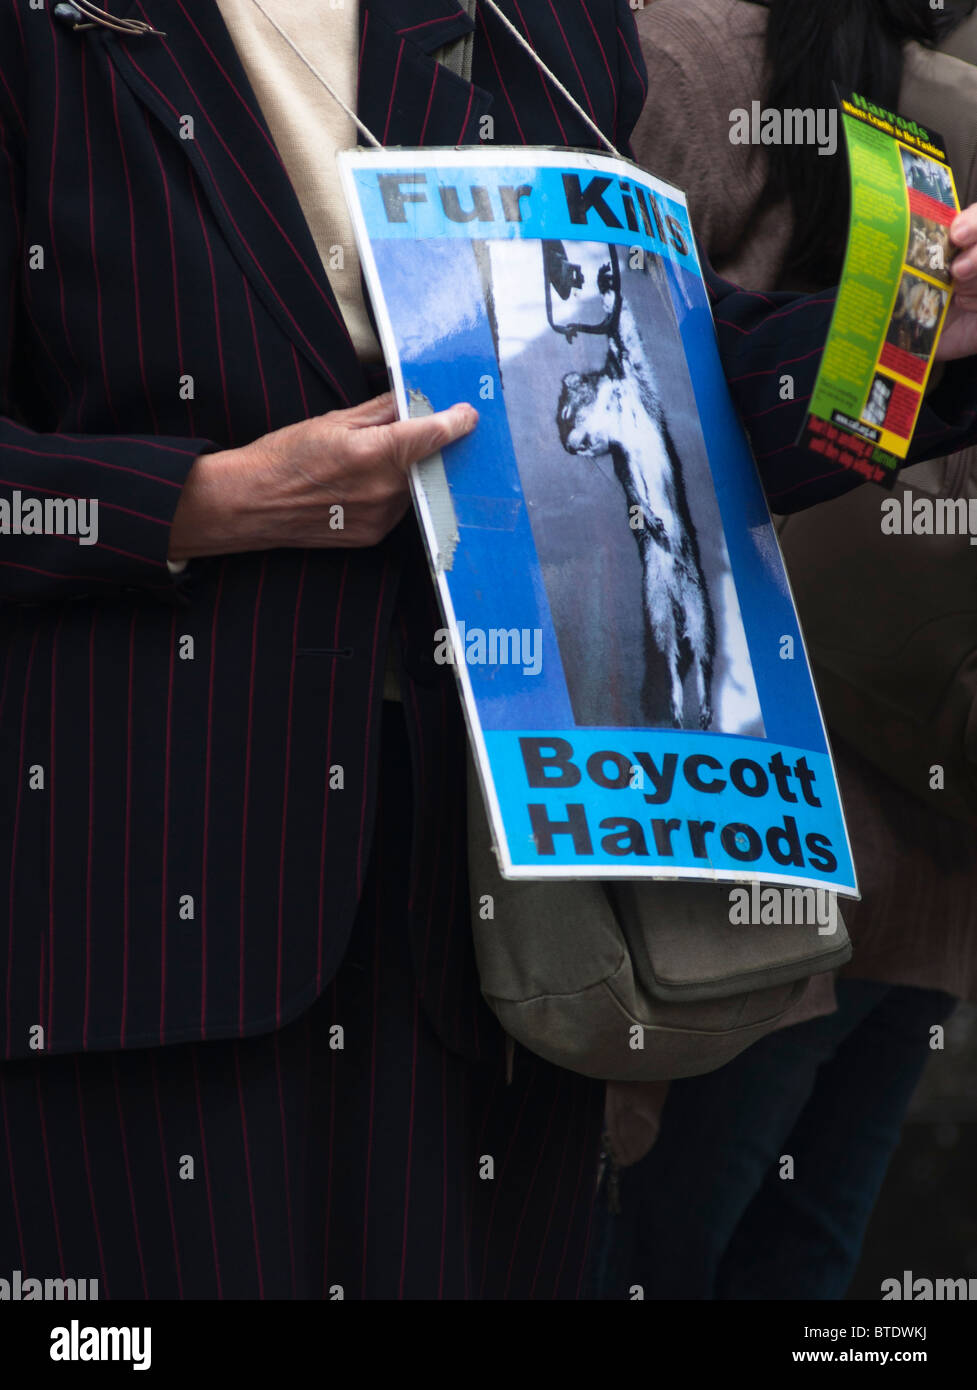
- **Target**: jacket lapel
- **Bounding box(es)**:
[359,0,491,146]
[100,0,490,406]
[101,0,366,403]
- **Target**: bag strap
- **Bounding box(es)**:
[436,0,477,83]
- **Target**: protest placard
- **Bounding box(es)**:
[340,147,857,894]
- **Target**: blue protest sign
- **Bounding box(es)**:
[340,148,857,893]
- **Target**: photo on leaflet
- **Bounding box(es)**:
[900,146,956,207]
[862,372,895,428]
[906,209,953,285]
[886,268,948,361]
[487,238,763,736]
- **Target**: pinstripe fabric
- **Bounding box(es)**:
[0,706,603,1298]
[3,0,977,1068]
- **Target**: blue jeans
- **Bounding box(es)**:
[587,981,956,1300]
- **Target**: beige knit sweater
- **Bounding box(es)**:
[631,0,794,289]
[632,0,977,293]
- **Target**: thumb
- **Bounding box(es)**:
[385,402,479,472]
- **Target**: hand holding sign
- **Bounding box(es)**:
[168,392,478,561]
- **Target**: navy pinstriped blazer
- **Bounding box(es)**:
[2,0,977,1063]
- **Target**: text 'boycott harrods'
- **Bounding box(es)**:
[519,738,838,874]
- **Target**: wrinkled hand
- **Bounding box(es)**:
[935,202,977,361]
[169,392,478,560]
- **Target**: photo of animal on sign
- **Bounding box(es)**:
[498,237,761,735]
[340,148,856,891]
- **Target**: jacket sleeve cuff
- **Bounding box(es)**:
[0,424,220,601]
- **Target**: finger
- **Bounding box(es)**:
[319,392,398,430]
[949,203,977,249]
[342,391,399,426]
[951,246,977,282]
[951,292,977,318]
[382,403,479,472]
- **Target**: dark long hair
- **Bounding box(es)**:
[757,0,975,286]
